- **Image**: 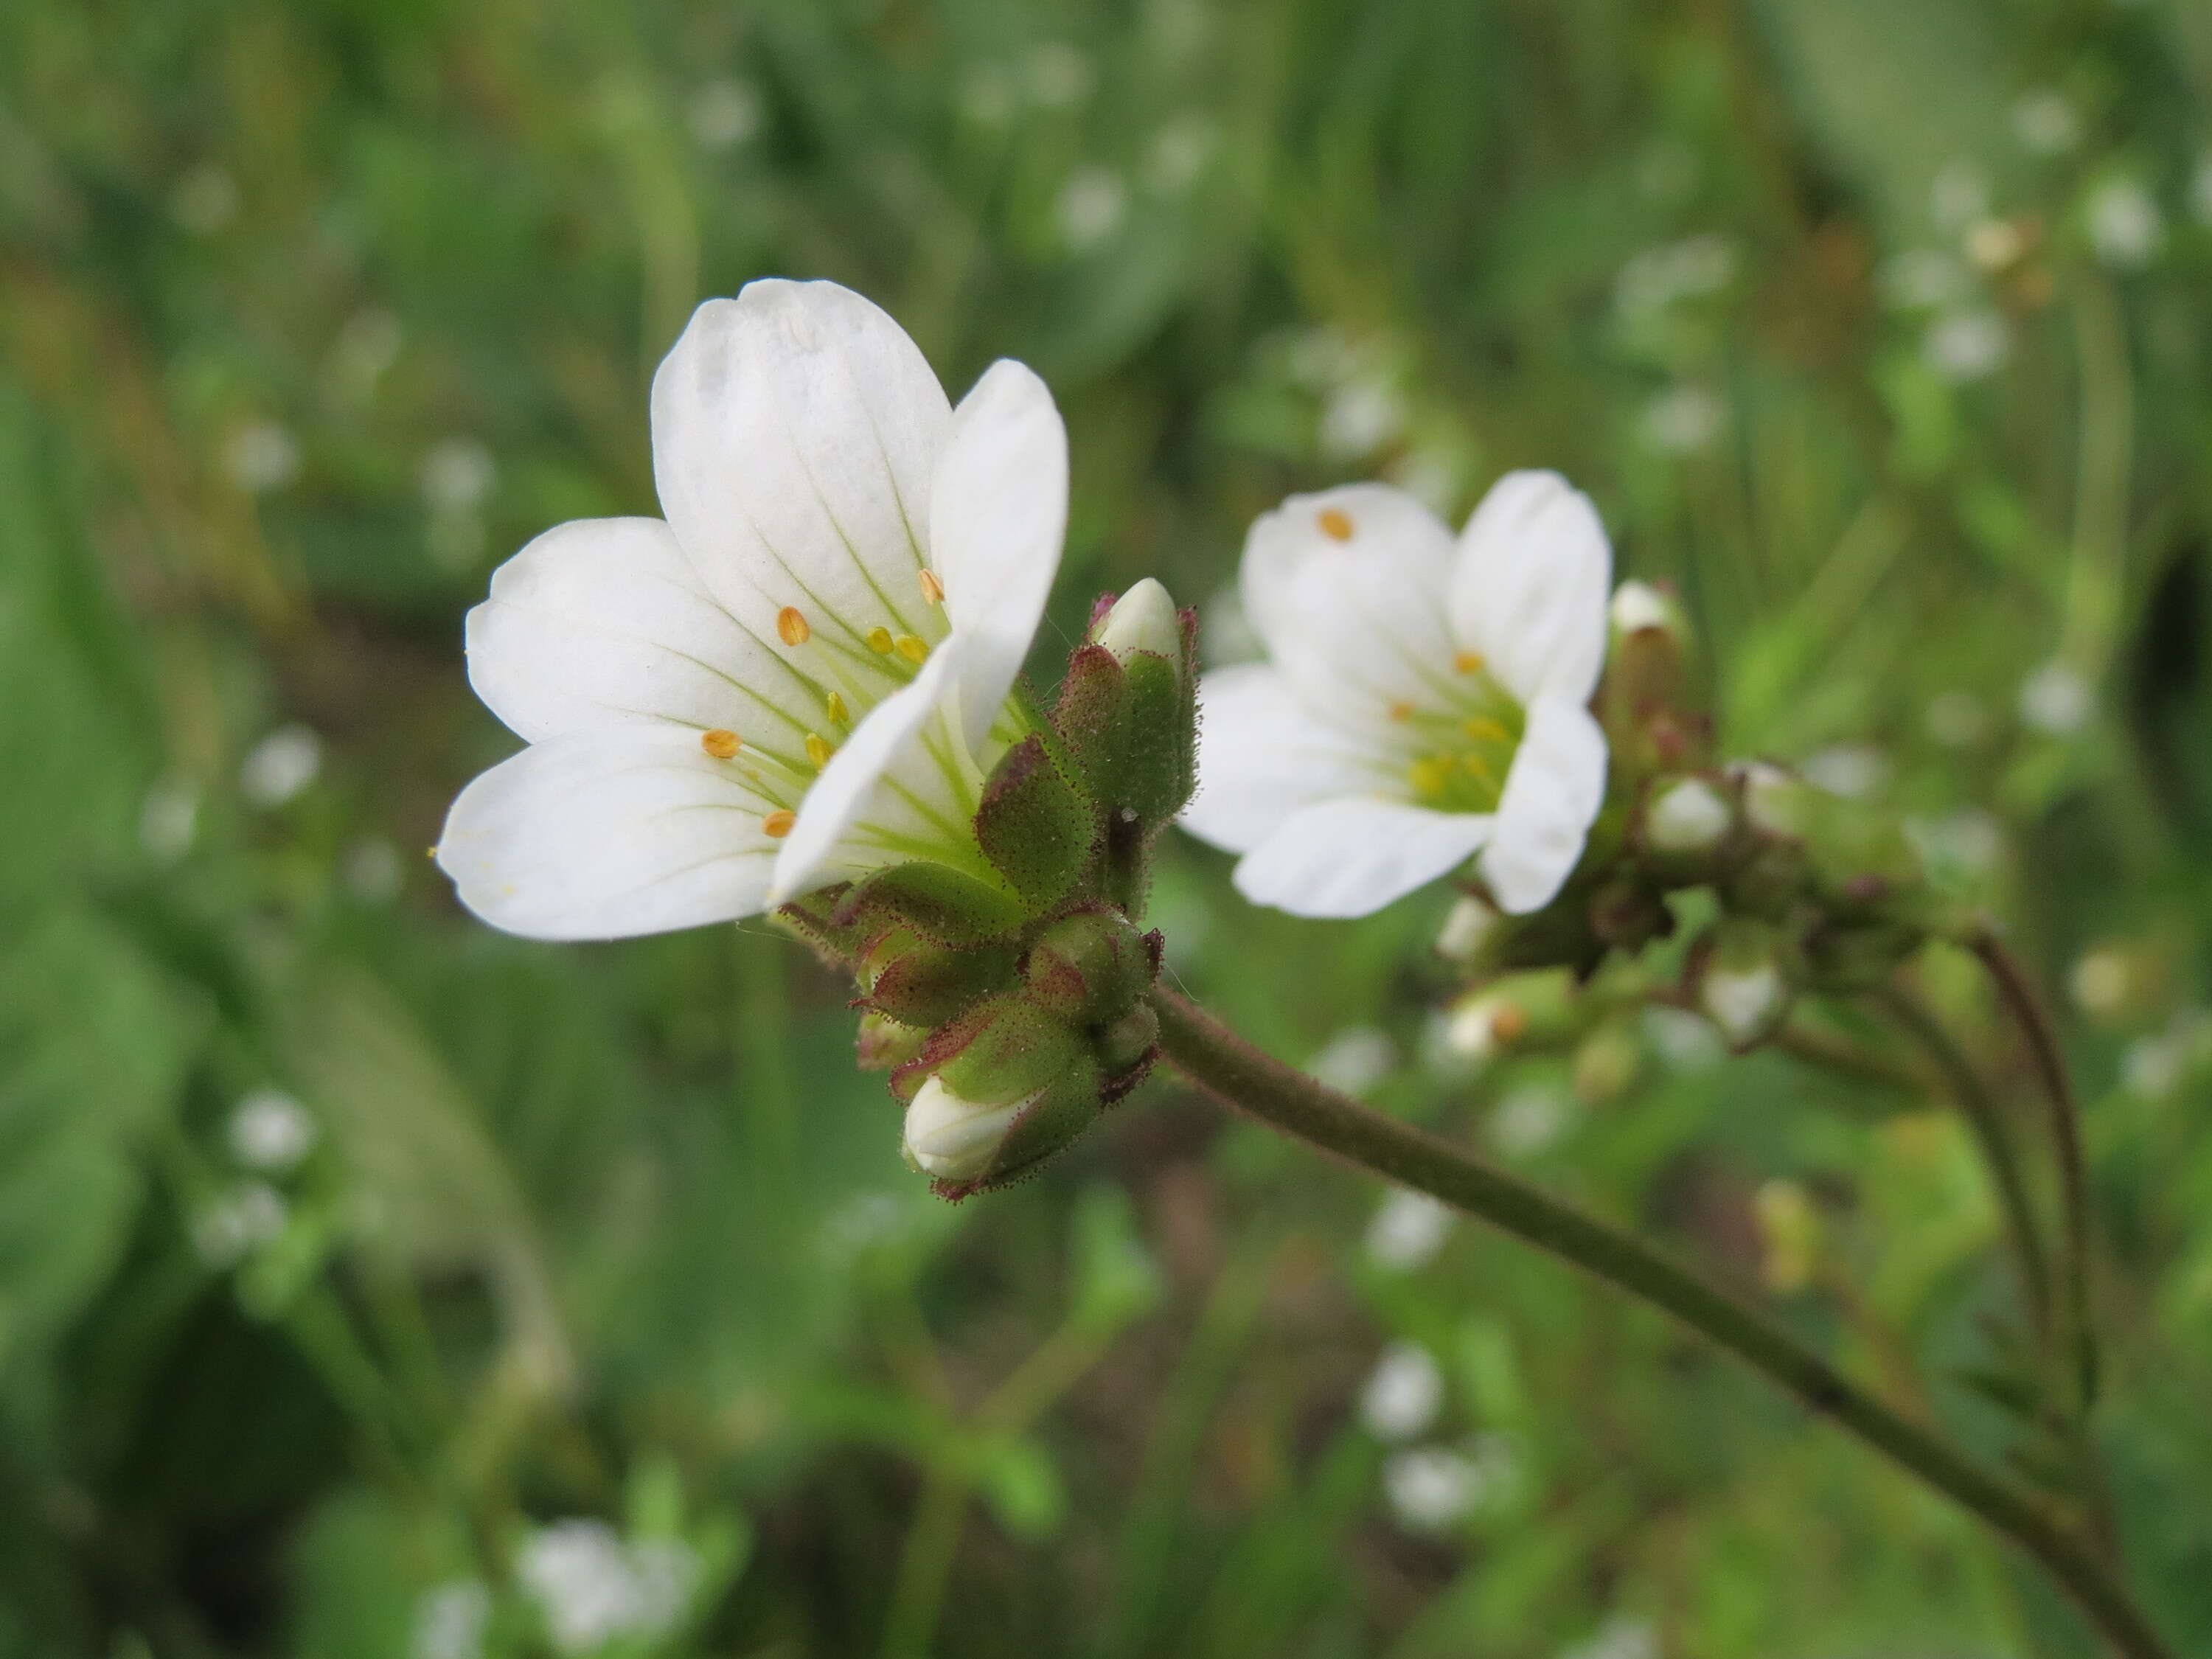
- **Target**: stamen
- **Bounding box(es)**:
[805,733,833,768]
[894,633,929,664]
[762,810,796,839]
[1388,700,1414,723]
[777,606,811,646]
[1408,757,1451,797]
[1454,652,1486,674]
[1463,717,1510,743]
[919,568,945,605]
[699,728,742,759]
[825,692,849,726]
[866,626,895,655]
[1317,507,1354,542]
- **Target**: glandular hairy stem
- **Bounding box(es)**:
[1147,987,2174,1659]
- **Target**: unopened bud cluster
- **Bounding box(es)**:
[1439,579,1961,1055]
[780,582,1197,1197]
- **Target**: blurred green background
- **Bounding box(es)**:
[6,0,2212,1654]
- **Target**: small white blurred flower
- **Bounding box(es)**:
[1964,218,2028,272]
[1702,961,1784,1046]
[1800,744,1888,799]
[1439,993,1515,1068]
[1365,1189,1453,1271]
[1879,248,1969,312]
[686,77,762,150]
[1644,777,1732,854]
[1145,115,1214,193]
[229,1089,317,1172]
[1434,894,1500,964]
[1637,386,1724,455]
[343,837,406,902]
[1382,1444,1481,1531]
[421,438,496,512]
[172,163,240,234]
[240,724,323,807]
[224,421,302,493]
[1308,1026,1397,1097]
[1361,1341,1444,1440]
[413,1580,491,1659]
[1930,159,1990,233]
[2087,178,2163,268]
[139,782,200,861]
[518,1520,695,1655]
[2123,1032,2185,1101]
[2012,91,2081,156]
[1056,167,1127,250]
[1643,1004,1724,1072]
[1925,689,1988,748]
[1562,1615,1662,1659]
[2068,948,2131,1020]
[329,307,403,400]
[192,1181,288,1267]
[1615,234,1736,318]
[1609,580,1672,636]
[1489,1085,1571,1158]
[1923,310,2009,382]
[2020,660,2090,734]
[1318,378,1405,461]
[1026,42,1095,108]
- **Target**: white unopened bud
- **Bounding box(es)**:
[1644,777,1731,854]
[1731,759,1809,840]
[902,1076,1034,1181]
[1609,579,1674,635]
[1434,894,1500,964]
[1702,961,1785,1044]
[1093,577,1181,662]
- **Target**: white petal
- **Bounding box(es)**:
[929,360,1068,748]
[1481,699,1607,914]
[437,731,780,940]
[650,279,951,658]
[1234,798,1493,919]
[1448,470,1612,706]
[1182,664,1377,855]
[1239,483,1458,733]
[465,516,819,757]
[771,636,975,902]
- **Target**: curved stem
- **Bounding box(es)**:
[1868,981,2054,1350]
[1969,926,2097,1414]
[1147,987,2171,1659]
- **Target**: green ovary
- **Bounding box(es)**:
[1397,670,1525,815]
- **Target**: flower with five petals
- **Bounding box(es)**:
[437,279,1067,939]
[1181,472,1612,918]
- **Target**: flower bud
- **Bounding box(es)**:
[1697,922,1792,1050]
[1642,776,1733,856]
[1731,760,1811,841]
[1435,894,1501,964]
[1600,580,1706,779]
[903,1075,1031,1183]
[1091,577,1183,664]
[1609,579,1680,639]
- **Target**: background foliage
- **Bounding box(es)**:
[4,0,2212,1654]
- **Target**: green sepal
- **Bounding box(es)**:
[1113,650,1197,826]
[963,1048,1104,1194]
[773,884,869,968]
[862,927,1022,1027]
[832,860,1029,947]
[857,1010,928,1071]
[975,734,1099,911]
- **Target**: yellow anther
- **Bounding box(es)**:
[1388,700,1414,723]
[776,606,811,646]
[1462,717,1510,744]
[1462,752,1495,780]
[700,728,742,759]
[804,732,833,768]
[919,567,945,605]
[825,692,849,726]
[1454,652,1486,674]
[1316,507,1354,542]
[894,633,929,664]
[1408,757,1451,797]
[866,626,895,655]
[762,810,796,839]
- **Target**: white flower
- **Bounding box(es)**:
[1306,1026,1397,1096]
[1643,778,1731,854]
[437,280,1068,939]
[413,1581,491,1659]
[1923,310,2008,382]
[902,1075,1032,1181]
[229,1089,318,1171]
[2020,659,2090,734]
[1365,1189,1453,1271]
[240,723,323,807]
[1382,1444,1482,1531]
[518,1520,695,1655]
[1181,473,1611,918]
[224,421,301,493]
[2087,178,2163,268]
[1702,961,1784,1043]
[1361,1341,1444,1440]
[1057,167,1127,250]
